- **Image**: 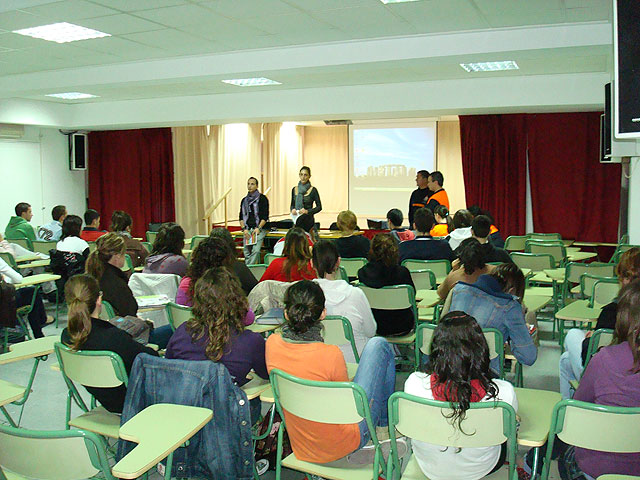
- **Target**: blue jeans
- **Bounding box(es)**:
[352,337,396,448]
[559,329,586,399]
[243,228,267,265]
[149,324,173,350]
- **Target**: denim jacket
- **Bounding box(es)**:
[450,275,537,370]
[117,354,254,480]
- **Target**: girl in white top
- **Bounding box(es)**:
[404,311,517,480]
[56,215,90,255]
[311,240,376,363]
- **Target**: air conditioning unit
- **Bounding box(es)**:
[0,124,25,139]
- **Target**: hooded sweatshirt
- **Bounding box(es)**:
[314,278,376,363]
[142,253,188,277]
[5,216,35,241]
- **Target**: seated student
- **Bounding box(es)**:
[56,215,90,255]
[405,311,517,480]
[273,213,314,256]
[438,238,495,300]
[85,233,173,348]
[450,263,537,372]
[209,227,257,295]
[80,209,106,242]
[0,255,51,338]
[265,280,403,465]
[447,209,473,251]
[358,233,416,336]
[335,210,370,259]
[109,210,148,268]
[143,222,188,276]
[36,205,66,241]
[559,247,640,399]
[399,207,456,263]
[61,274,158,413]
[469,206,504,249]
[0,233,43,258]
[312,240,376,362]
[387,208,415,243]
[51,215,90,294]
[468,215,512,264]
[261,228,317,282]
[430,205,452,237]
[166,267,267,423]
[5,202,35,241]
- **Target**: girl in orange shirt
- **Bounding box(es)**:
[430,205,452,237]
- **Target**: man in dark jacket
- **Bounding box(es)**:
[467,215,512,264]
[408,170,432,227]
[399,208,455,263]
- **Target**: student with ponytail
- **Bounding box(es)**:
[430,205,452,237]
[61,274,157,413]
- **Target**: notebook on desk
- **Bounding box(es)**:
[256,308,284,325]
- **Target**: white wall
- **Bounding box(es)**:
[0,126,86,232]
[629,156,640,244]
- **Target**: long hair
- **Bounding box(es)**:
[61,215,83,240]
[186,237,233,299]
[110,210,132,232]
[613,279,640,372]
[209,227,238,258]
[151,222,185,256]
[312,239,339,278]
[616,247,640,284]
[457,237,486,275]
[368,233,398,267]
[282,227,313,281]
[64,274,100,350]
[489,263,525,300]
[283,280,325,334]
[186,267,247,361]
[425,311,498,430]
[434,205,453,232]
[85,232,125,280]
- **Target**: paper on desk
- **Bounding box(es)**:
[136,294,171,307]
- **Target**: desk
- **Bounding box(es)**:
[0,380,27,407]
[554,300,601,323]
[14,273,60,289]
[524,295,552,313]
[543,268,565,281]
[248,323,280,334]
[416,289,442,309]
[0,335,60,365]
[568,251,597,262]
[112,404,212,479]
[231,229,362,240]
[241,373,271,400]
[16,259,50,269]
[14,254,40,263]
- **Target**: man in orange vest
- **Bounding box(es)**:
[425,171,450,212]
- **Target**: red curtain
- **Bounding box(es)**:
[527,113,620,243]
[459,114,528,238]
[88,128,175,239]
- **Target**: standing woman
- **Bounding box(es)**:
[239,177,269,265]
[290,166,322,223]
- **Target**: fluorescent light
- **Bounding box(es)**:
[46,92,99,100]
[13,22,110,43]
[460,61,519,72]
[380,0,422,3]
[221,77,282,87]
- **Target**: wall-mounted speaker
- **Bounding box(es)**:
[613,0,640,139]
[70,133,88,171]
[601,82,638,163]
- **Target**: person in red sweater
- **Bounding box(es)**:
[80,209,107,242]
[260,227,316,282]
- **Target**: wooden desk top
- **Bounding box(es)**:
[524,295,552,313]
[416,289,442,309]
[14,254,40,263]
[0,335,61,365]
[514,387,561,447]
[112,404,213,479]
[555,300,601,322]
[525,286,554,297]
[16,259,50,269]
[572,241,618,248]
[247,322,280,334]
[543,268,566,281]
[0,379,27,407]
[568,252,597,262]
[241,373,270,400]
[14,273,60,289]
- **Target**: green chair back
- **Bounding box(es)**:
[579,273,616,298]
[140,241,152,253]
[386,392,517,480]
[504,235,528,251]
[31,240,56,255]
[9,237,33,251]
[358,284,417,314]
[584,328,614,369]
[409,269,437,290]
[510,252,554,272]
[338,266,349,282]
[121,254,133,272]
[401,259,451,279]
[0,251,18,269]
[146,231,157,244]
[566,262,615,284]
[322,315,360,362]
[99,300,117,320]
[166,302,193,331]
[0,424,115,480]
[247,263,267,281]
[190,235,208,250]
[264,253,282,265]
[88,241,97,253]
[541,399,640,479]
[610,244,639,264]
[590,278,619,308]
[55,342,128,389]
[525,240,566,266]
[340,257,367,278]
[528,232,562,241]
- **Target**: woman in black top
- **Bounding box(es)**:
[61,273,158,413]
[290,166,322,222]
[357,233,416,336]
[335,210,370,259]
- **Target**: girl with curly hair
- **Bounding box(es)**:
[260,227,316,282]
[166,267,268,422]
[404,311,517,480]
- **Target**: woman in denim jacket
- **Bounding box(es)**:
[449,263,537,373]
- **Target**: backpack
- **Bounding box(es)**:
[254,407,292,473]
[0,279,17,328]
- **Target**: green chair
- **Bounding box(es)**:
[166,301,193,331]
[190,235,208,250]
[0,251,19,270]
[564,262,615,303]
[504,235,528,251]
[31,240,56,255]
[525,240,567,267]
[322,315,360,363]
[577,273,616,301]
[141,241,152,253]
[386,392,517,480]
[54,342,126,439]
[591,278,619,308]
[15,285,42,340]
[528,232,562,241]
[511,252,555,273]
[270,368,383,480]
[339,266,349,282]
[584,328,614,369]
[146,231,158,244]
[610,244,639,264]
[401,259,451,283]
[247,263,267,281]
[340,257,367,279]
[409,269,436,291]
[358,284,417,346]
[99,300,117,320]
[121,254,134,272]
[264,253,282,265]
[9,237,33,251]
[541,399,640,480]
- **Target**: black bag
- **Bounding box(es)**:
[0,279,17,328]
[254,407,292,473]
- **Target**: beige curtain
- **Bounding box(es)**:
[437,120,465,213]
[302,126,349,216]
[263,122,303,218]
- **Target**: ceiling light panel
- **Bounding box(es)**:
[460,60,519,72]
[221,77,282,86]
[13,22,111,43]
[46,92,99,99]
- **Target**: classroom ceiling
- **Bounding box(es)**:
[0,0,613,105]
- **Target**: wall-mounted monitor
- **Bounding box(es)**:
[613,0,640,139]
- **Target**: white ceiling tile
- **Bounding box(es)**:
[472,0,569,27]
[180,19,269,42]
[0,31,48,49]
[0,1,61,14]
[566,6,610,23]
[313,5,416,37]
[0,10,48,30]
[281,0,379,12]
[390,0,489,32]
[280,28,356,45]
[21,0,120,21]
[219,34,288,51]
[132,4,223,27]
[197,0,300,20]
[123,29,219,51]
[78,13,165,35]
[242,13,334,36]
[87,0,189,12]
[71,35,161,55]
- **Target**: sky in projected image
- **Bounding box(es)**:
[353,127,435,177]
